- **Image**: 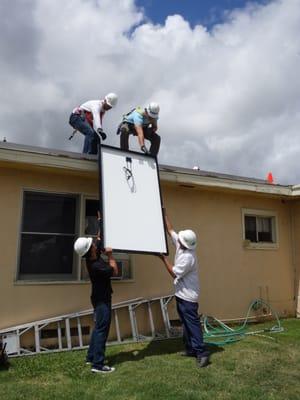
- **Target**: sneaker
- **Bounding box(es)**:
[91,366,115,374]
[196,355,210,368]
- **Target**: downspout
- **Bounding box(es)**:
[289,202,299,317]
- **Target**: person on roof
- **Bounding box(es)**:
[117,102,161,156]
[69,93,118,154]
[158,209,210,368]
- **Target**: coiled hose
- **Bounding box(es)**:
[202,299,284,345]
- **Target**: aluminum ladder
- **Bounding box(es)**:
[0,294,180,357]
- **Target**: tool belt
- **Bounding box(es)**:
[73,108,93,126]
[73,107,84,116]
[116,108,138,135]
[116,121,137,136]
[69,108,93,140]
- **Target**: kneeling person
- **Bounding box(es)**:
[118,102,161,156]
[69,93,118,154]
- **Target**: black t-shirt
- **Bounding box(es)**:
[87,256,114,306]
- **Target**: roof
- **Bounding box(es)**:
[0,141,297,197]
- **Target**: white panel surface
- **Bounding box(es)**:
[100,147,167,254]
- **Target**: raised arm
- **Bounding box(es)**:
[159,254,176,279]
[104,248,118,277]
[163,208,174,237]
[97,211,101,240]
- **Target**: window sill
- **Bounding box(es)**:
[112,279,135,284]
[14,280,90,286]
[14,279,135,286]
[80,279,135,284]
[242,240,278,250]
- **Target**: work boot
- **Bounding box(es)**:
[196,355,210,368]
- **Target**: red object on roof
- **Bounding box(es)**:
[267,172,274,184]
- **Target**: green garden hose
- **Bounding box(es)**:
[202,299,284,346]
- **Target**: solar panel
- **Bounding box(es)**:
[99,145,168,254]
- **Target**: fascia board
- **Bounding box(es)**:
[160,171,292,196]
[291,185,300,197]
[0,148,96,173]
[0,147,293,197]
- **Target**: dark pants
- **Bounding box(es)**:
[69,113,99,155]
[87,302,112,369]
[120,122,161,156]
[176,296,208,357]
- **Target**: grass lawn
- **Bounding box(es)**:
[0,318,300,400]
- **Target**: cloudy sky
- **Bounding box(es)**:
[1,0,300,184]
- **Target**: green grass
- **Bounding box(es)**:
[1,319,300,400]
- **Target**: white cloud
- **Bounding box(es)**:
[0,0,300,183]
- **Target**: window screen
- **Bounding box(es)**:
[85,199,99,236]
[245,216,257,242]
[245,214,274,243]
[19,192,78,280]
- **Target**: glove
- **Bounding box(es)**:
[97,128,107,141]
[116,122,123,135]
[141,145,150,155]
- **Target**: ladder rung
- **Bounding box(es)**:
[1,294,177,357]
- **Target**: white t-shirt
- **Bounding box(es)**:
[76,100,106,131]
[171,230,200,303]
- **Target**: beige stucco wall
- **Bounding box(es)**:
[289,201,300,317]
[0,165,174,330]
[0,164,296,333]
[162,184,295,320]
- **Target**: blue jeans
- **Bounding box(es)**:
[86,302,112,369]
[120,123,161,156]
[176,296,208,357]
[69,113,99,154]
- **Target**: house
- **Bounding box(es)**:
[0,142,299,350]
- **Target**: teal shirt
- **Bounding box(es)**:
[124,108,150,126]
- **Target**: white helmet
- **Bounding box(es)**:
[178,230,197,250]
[105,93,118,107]
[146,102,160,119]
[74,237,93,257]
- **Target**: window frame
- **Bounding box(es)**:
[16,189,80,283]
[15,190,134,284]
[241,208,279,250]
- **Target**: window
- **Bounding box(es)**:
[242,209,278,249]
[18,191,78,280]
[81,199,132,280]
[84,199,99,236]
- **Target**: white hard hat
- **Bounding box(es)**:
[105,93,118,107]
[146,102,160,119]
[178,230,197,250]
[74,237,93,257]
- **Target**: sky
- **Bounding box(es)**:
[136,0,266,27]
[0,0,300,184]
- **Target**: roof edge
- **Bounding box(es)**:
[0,142,294,197]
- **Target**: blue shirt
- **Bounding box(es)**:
[124,108,150,126]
